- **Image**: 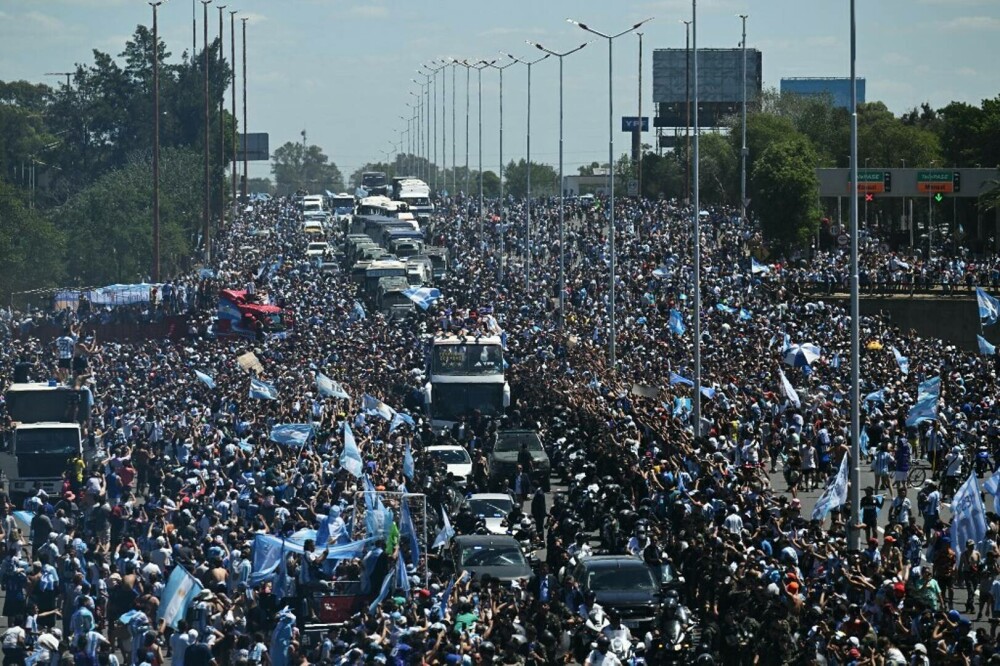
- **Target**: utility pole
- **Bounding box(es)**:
[682,20,692,204]
[230,10,238,213]
[488,59,517,283]
[739,14,749,221]
[848,0,862,552]
[637,32,643,200]
[44,72,72,90]
[217,5,226,226]
[201,0,212,263]
[150,1,163,282]
[692,0,702,432]
[241,17,248,200]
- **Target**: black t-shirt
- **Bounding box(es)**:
[185,642,214,666]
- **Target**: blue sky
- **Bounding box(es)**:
[2,0,998,183]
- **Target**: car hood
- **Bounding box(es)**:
[484,518,508,535]
[593,589,659,607]
[446,463,472,477]
[491,452,549,466]
[464,564,532,581]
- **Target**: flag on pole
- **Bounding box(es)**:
[669,372,694,387]
[316,372,351,399]
[340,423,364,478]
[751,257,769,274]
[952,471,988,553]
[433,507,455,548]
[779,369,801,408]
[402,287,442,310]
[905,376,940,427]
[249,377,279,400]
[157,566,202,629]
[363,394,396,421]
[389,412,415,433]
[811,454,850,521]
[977,287,999,325]
[891,347,909,375]
[368,568,395,615]
[269,424,315,447]
[865,388,886,403]
[400,499,420,563]
[978,335,996,356]
[395,552,411,593]
[194,370,216,389]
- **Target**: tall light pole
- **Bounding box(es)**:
[150,1,163,282]
[473,60,495,240]
[451,59,473,198]
[488,58,517,283]
[201,0,212,262]
[44,72,73,90]
[421,63,445,193]
[217,5,226,225]
[504,51,550,287]
[568,16,655,366]
[847,0,862,553]
[229,9,237,212]
[415,71,433,185]
[738,14,748,222]
[530,40,588,329]
[451,61,457,195]
[409,89,424,179]
[240,16,248,200]
[691,0,703,432]
[681,20,691,203]
[399,116,411,174]
[636,32,643,201]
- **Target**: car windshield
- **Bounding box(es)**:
[466,497,513,519]
[494,434,543,453]
[430,449,470,464]
[588,566,656,591]
[308,244,327,251]
[460,544,526,568]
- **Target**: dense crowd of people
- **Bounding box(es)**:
[0,189,1000,666]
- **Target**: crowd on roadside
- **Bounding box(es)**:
[1,190,1000,666]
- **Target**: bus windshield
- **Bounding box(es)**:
[432,344,503,375]
[330,197,354,212]
[16,429,81,456]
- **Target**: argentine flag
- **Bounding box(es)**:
[194,370,216,389]
[249,377,279,400]
[363,394,396,421]
[316,372,351,399]
[340,423,364,478]
[977,287,999,326]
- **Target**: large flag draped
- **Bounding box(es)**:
[891,347,910,375]
[269,424,315,448]
[340,423,364,477]
[811,454,850,521]
[978,335,996,356]
[668,309,686,335]
[157,566,202,629]
[905,376,940,427]
[952,471,988,553]
[977,287,1000,326]
[778,369,801,408]
[433,507,455,548]
[363,394,396,421]
[402,287,442,310]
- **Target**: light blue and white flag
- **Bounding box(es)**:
[389,411,415,434]
[984,469,1000,513]
[652,266,671,279]
[396,552,411,593]
[400,499,420,563]
[739,308,752,321]
[865,388,886,403]
[830,353,841,369]
[249,377,279,400]
[905,376,940,427]
[701,386,717,400]
[157,566,202,629]
[402,287,442,310]
[779,369,800,409]
[669,371,694,387]
[363,394,396,421]
[672,397,692,416]
[891,347,909,375]
[340,423,364,478]
[978,335,996,356]
[811,454,850,521]
[316,372,351,400]
[977,287,1000,326]
[368,568,396,615]
[859,427,869,457]
[402,443,415,480]
[269,424,315,448]
[433,507,455,548]
[351,301,366,321]
[952,471,988,553]
[194,370,216,389]
[669,309,686,335]
[716,303,737,314]
[751,257,769,274]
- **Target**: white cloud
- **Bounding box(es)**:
[881,52,911,67]
[348,5,388,19]
[23,11,70,32]
[942,16,1000,31]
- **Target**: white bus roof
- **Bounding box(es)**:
[15,423,81,431]
[432,334,503,346]
[5,383,83,394]
[367,259,407,270]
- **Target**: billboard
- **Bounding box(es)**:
[652,48,761,129]
[238,133,270,161]
[780,78,865,109]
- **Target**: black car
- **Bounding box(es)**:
[487,429,551,491]
[451,534,532,582]
[572,556,660,631]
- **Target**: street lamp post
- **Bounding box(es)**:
[415,71,434,186]
[473,60,495,241]
[848,0,862,552]
[217,5,227,226]
[504,51,550,288]
[738,14,748,221]
[568,16,654,366]
[530,40,589,329]
[409,89,424,179]
[691,0,703,432]
[487,59,517,283]
[149,1,163,282]
[681,20,691,203]
[229,10,237,215]
[201,0,212,263]
[451,59,473,198]
[240,17,248,200]
[452,61,457,195]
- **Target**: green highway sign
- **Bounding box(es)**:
[848,170,885,182]
[917,170,953,182]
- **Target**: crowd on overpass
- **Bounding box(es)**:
[1,191,1000,665]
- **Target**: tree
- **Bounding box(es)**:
[752,135,821,249]
[246,177,273,194]
[638,151,683,200]
[481,170,500,197]
[577,161,607,176]
[698,133,738,204]
[503,159,558,198]
[0,180,65,299]
[271,142,344,195]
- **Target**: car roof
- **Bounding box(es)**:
[426,444,466,451]
[467,493,513,502]
[577,556,648,570]
[453,534,522,547]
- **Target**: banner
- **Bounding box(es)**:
[952,472,988,553]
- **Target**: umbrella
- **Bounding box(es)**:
[783,343,822,368]
[866,340,884,351]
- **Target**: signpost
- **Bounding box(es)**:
[847,170,887,194]
[621,116,649,132]
[916,170,955,194]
